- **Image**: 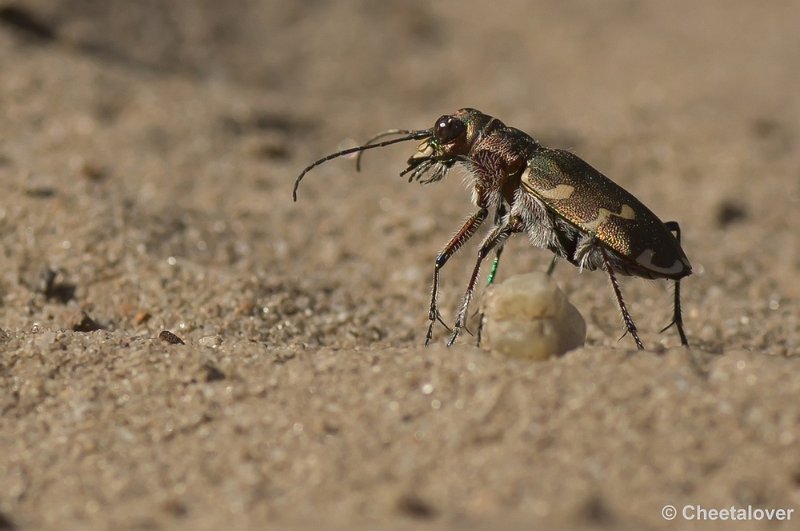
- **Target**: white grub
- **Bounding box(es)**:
[481,272,585,360]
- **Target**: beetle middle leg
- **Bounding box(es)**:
[449,216,523,346]
[484,202,508,287]
[425,207,488,345]
[601,248,645,350]
[660,221,690,347]
[477,203,508,346]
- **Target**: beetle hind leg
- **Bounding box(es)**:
[601,248,645,350]
[660,221,690,347]
[659,281,689,347]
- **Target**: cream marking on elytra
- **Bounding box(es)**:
[521,168,576,201]
[635,249,686,275]
[582,204,636,231]
[537,184,575,200]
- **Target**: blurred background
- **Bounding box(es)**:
[5,0,795,349]
[2,1,800,529]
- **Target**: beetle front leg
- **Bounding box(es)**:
[448,217,522,346]
[425,207,488,345]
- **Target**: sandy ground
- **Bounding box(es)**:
[2,1,800,529]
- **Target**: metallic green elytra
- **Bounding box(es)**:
[293,108,691,350]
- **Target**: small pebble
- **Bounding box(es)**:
[202,362,226,382]
[65,309,103,332]
[198,335,223,348]
[132,310,152,325]
[159,330,185,345]
[481,272,585,360]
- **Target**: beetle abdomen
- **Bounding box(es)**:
[520,148,691,280]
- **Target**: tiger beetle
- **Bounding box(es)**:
[293,108,691,350]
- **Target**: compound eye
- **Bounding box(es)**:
[434,115,465,144]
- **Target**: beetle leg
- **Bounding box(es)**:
[476,244,503,348]
[601,248,645,350]
[485,202,508,287]
[425,208,488,345]
[660,221,690,347]
[477,203,509,346]
[477,248,556,348]
[449,217,522,347]
[546,256,558,276]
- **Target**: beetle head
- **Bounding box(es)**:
[402,108,490,183]
[293,109,492,200]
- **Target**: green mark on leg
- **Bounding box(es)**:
[486,256,500,286]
